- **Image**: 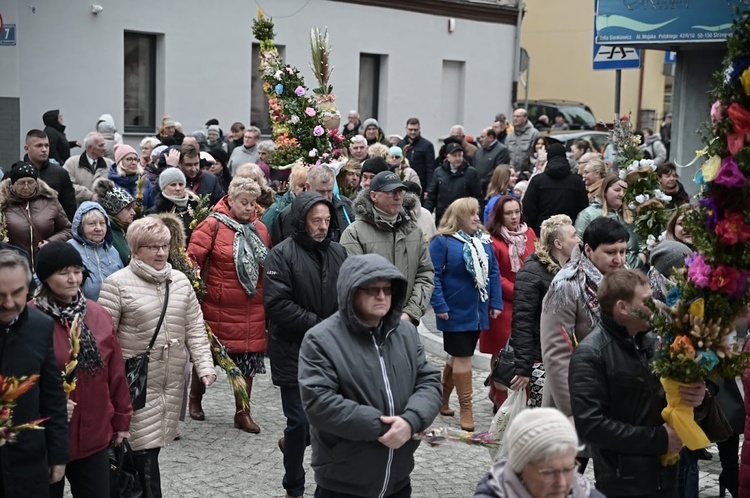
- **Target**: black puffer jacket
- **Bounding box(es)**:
[263,193,347,387]
[509,253,560,376]
[569,313,677,497]
[424,160,482,226]
[522,155,589,235]
[42,110,76,164]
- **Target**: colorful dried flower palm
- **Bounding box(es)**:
[62,314,81,397]
[651,7,750,466]
[0,374,47,446]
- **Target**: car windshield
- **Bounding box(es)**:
[559,106,596,129]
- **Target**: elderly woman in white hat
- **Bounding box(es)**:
[474,408,602,498]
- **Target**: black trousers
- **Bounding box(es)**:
[132,447,162,498]
[49,447,110,498]
[314,482,411,498]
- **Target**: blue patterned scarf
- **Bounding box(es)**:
[450,229,491,301]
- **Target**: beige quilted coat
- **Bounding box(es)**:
[99,258,215,451]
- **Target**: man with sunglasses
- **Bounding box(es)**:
[340,171,434,325]
[299,254,441,498]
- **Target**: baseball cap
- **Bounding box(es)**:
[370,171,406,193]
[445,142,464,154]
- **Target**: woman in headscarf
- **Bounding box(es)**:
[430,197,502,432]
[188,177,271,433]
[31,242,132,498]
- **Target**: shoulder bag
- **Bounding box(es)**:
[491,340,516,389]
[124,281,170,411]
[109,439,143,498]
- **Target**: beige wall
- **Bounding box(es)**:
[520,0,667,127]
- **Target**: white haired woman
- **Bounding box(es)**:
[99,217,216,496]
[474,408,602,498]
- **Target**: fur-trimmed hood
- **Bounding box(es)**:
[0,178,59,209]
[152,212,187,251]
[352,187,418,228]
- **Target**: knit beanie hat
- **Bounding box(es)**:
[207,125,221,138]
[505,408,579,473]
[114,143,138,165]
[547,142,567,159]
[192,130,207,144]
[362,118,379,131]
[388,146,403,158]
[35,241,84,283]
[10,162,39,184]
[158,167,187,191]
[361,156,389,176]
[650,240,691,277]
[96,179,135,215]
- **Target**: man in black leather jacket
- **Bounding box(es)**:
[569,269,707,498]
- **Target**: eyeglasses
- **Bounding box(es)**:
[141,244,170,253]
[359,285,393,297]
[535,463,577,482]
[122,156,139,163]
[13,180,37,188]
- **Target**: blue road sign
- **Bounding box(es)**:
[593,35,641,70]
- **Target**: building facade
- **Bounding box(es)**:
[0,0,519,167]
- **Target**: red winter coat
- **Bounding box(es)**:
[479,229,536,355]
[188,196,271,354]
[741,368,750,498]
[29,299,132,462]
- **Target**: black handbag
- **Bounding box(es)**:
[109,439,143,498]
[700,394,733,443]
[124,282,169,411]
[491,343,516,389]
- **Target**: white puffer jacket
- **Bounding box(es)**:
[99,258,215,451]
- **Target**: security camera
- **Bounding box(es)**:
[91,4,103,14]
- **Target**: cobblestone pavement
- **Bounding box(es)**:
[75,309,730,497]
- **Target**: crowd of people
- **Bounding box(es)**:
[0,106,739,498]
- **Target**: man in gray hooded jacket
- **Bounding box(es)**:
[298,254,441,498]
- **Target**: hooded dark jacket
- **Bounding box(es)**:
[522,155,589,235]
[42,110,76,164]
[424,159,483,227]
[339,189,434,321]
[570,313,677,497]
[272,194,353,246]
[264,193,347,387]
[298,254,441,498]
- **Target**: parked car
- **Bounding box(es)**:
[547,130,610,155]
[516,100,597,130]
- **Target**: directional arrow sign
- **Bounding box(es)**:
[593,35,641,70]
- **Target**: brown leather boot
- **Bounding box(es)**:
[188,367,205,421]
[440,364,455,416]
[453,371,474,432]
[233,377,260,434]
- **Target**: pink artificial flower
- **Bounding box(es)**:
[714,157,747,188]
[727,132,746,157]
[686,254,712,288]
[294,86,306,97]
[714,211,750,245]
[709,265,741,296]
[711,100,725,124]
[313,125,325,137]
[305,107,316,117]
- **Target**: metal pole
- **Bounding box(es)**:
[511,0,524,104]
[614,69,621,117]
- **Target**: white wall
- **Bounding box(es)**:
[2,0,515,154]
